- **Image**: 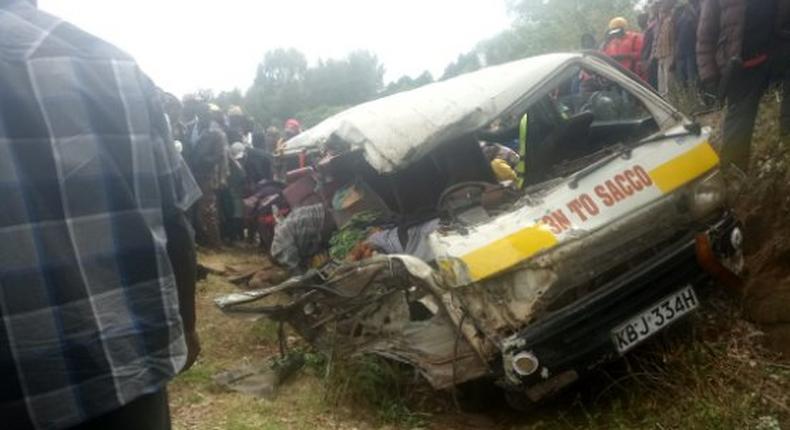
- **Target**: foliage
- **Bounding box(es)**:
[214,89,244,111]
[241,48,308,126]
[322,354,427,427]
[440,0,640,81]
[476,27,536,67]
[242,48,384,127]
[380,70,434,97]
[474,0,642,77]
[294,104,349,129]
[508,0,639,49]
[305,50,384,107]
[441,51,483,80]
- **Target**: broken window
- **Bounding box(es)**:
[481,65,659,186]
[356,135,497,217]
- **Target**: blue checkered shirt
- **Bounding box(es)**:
[0,2,201,428]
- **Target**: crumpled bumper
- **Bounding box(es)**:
[498,213,741,399]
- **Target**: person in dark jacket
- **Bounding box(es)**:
[581,33,597,50]
[697,0,790,171]
[192,104,230,248]
[245,131,274,185]
[674,0,701,88]
[220,142,248,243]
[641,3,661,89]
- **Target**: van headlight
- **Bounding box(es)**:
[689,171,726,218]
[512,351,540,376]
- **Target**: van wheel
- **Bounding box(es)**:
[504,390,538,412]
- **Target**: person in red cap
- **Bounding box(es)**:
[284,118,301,131]
[275,118,301,152]
[271,119,303,181]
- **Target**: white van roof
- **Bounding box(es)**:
[283,53,581,173]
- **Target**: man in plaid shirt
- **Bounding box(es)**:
[0,1,202,428]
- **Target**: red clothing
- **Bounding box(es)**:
[603,31,645,78]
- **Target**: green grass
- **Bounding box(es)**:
[174,361,218,390]
[320,353,429,427]
[250,319,281,344]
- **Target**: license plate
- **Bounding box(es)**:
[611,285,698,354]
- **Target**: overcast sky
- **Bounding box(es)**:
[38,0,512,96]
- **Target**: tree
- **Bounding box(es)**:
[380,70,435,97]
[477,28,536,66]
[244,48,309,126]
[344,50,385,103]
[441,52,483,80]
[304,50,384,107]
[295,104,350,129]
[257,48,308,85]
[244,48,385,127]
[414,71,434,87]
[507,0,639,52]
[215,89,244,111]
[441,0,640,80]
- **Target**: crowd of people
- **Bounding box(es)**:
[161,95,304,251]
[597,0,789,171]
[595,0,706,97]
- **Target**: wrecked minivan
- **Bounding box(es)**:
[217,52,743,405]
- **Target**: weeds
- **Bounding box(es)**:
[552,294,789,430]
[320,352,428,427]
[250,319,281,344]
[667,81,714,116]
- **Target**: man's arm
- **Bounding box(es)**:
[146,83,203,372]
[165,210,200,370]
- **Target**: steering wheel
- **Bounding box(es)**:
[437,181,496,223]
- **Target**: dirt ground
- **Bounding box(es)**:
[170,248,383,430]
[170,99,790,429]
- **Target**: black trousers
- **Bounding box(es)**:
[722,63,790,171]
[70,389,170,430]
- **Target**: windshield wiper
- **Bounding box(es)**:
[638,122,702,145]
[568,143,632,189]
[568,122,702,189]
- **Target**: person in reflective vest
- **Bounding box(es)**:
[516,113,528,188]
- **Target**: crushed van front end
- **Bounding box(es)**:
[497,213,741,400]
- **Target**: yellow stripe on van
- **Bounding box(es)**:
[460,225,558,282]
[457,141,717,283]
[649,142,719,193]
